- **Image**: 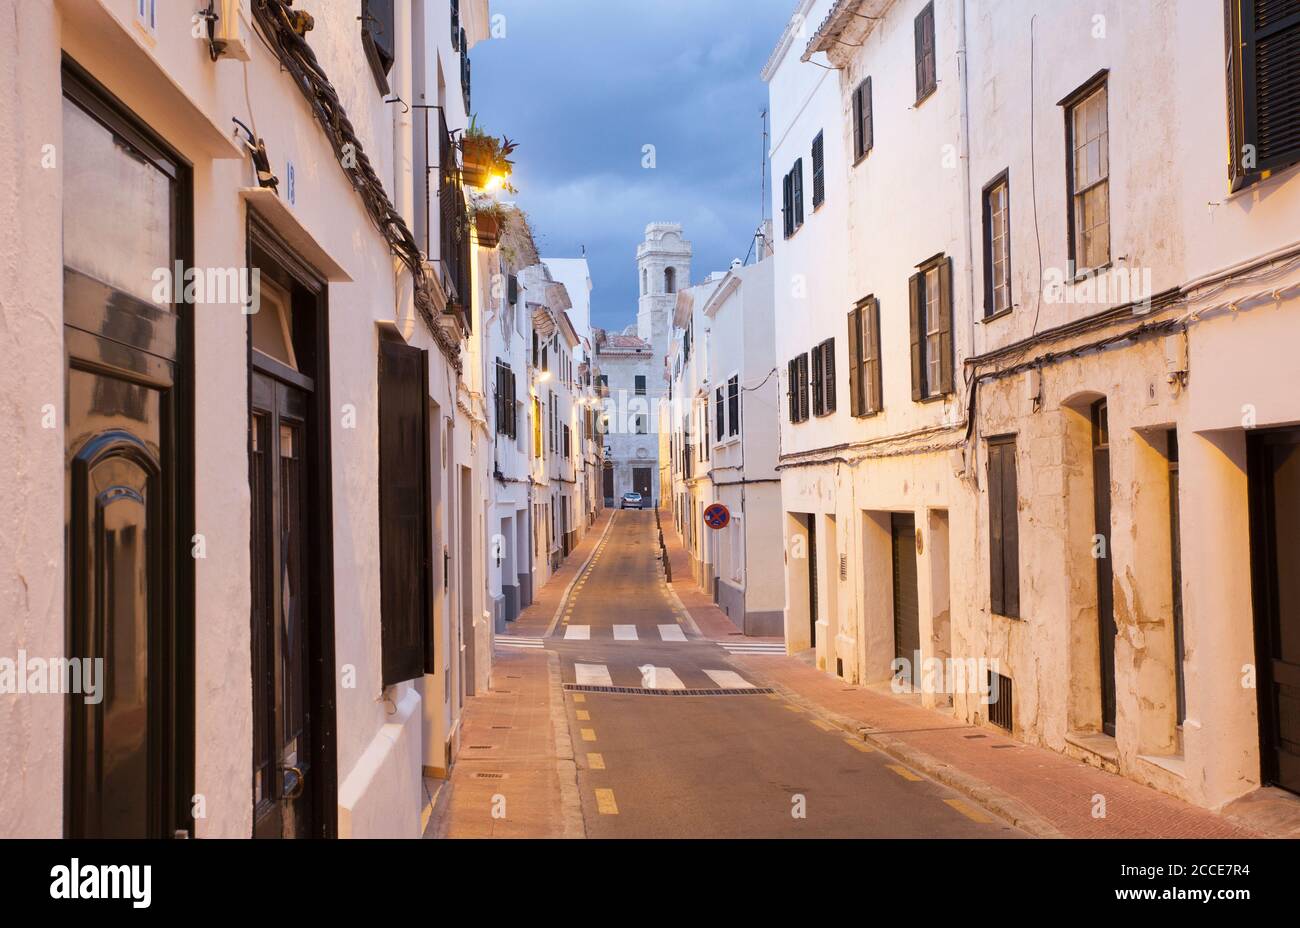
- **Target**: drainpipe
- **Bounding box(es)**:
[395,1,416,230]
[956,0,978,397]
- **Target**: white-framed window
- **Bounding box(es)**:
[730,515,744,584]
[924,263,942,396]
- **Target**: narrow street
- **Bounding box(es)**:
[525,511,1021,838]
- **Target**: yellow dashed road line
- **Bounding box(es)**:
[810,718,835,732]
[783,704,804,713]
[887,764,923,782]
[843,738,875,753]
[587,752,605,770]
[580,728,596,742]
[594,788,619,815]
[576,710,590,721]
[943,798,993,823]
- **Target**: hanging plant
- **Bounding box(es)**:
[471,201,508,249]
[461,115,518,191]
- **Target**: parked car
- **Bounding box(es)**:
[620,492,643,510]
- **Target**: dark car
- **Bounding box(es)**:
[620,492,643,510]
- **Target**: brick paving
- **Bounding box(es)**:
[660,516,1261,839]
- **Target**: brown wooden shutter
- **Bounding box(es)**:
[863,77,874,153]
[793,159,804,227]
[868,297,883,414]
[938,257,955,394]
[914,7,926,100]
[909,273,923,401]
[378,337,432,686]
[782,172,794,238]
[811,342,825,416]
[787,358,798,421]
[852,84,864,160]
[822,339,836,413]
[988,441,1005,616]
[812,132,825,208]
[848,307,863,417]
[1002,440,1020,617]
[797,352,810,421]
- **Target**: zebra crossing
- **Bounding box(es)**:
[496,636,545,650]
[561,624,694,642]
[717,640,787,656]
[568,661,759,691]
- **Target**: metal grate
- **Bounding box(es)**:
[987,669,1013,731]
[475,772,505,780]
[563,684,774,698]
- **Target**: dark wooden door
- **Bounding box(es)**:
[250,373,314,838]
[1092,400,1117,736]
[1249,428,1300,795]
[892,514,920,674]
[807,515,819,647]
[62,70,190,839]
[633,467,652,499]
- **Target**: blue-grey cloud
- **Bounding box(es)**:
[472,0,792,331]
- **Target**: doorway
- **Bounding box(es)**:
[61,67,193,838]
[247,217,335,838]
[892,514,920,683]
[1092,400,1117,737]
[633,466,652,500]
[1248,427,1300,795]
[806,514,819,648]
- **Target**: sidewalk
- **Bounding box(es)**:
[424,510,614,838]
[660,520,1263,839]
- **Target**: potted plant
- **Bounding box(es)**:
[472,201,507,249]
[460,116,518,190]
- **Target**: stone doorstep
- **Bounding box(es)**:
[1221,787,1300,839]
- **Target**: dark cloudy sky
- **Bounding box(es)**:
[472,0,792,333]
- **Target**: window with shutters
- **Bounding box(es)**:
[361,0,397,95]
[849,297,883,417]
[987,436,1021,618]
[811,132,826,209]
[1225,0,1300,189]
[727,375,740,436]
[1064,76,1110,274]
[563,425,570,460]
[715,387,725,443]
[792,158,805,230]
[811,338,835,416]
[635,374,646,395]
[532,396,542,458]
[788,353,811,423]
[982,172,1012,317]
[914,2,937,104]
[909,256,954,401]
[853,78,874,163]
[451,0,460,49]
[782,171,794,239]
[377,336,433,686]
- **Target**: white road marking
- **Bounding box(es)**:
[657,624,687,642]
[719,641,785,654]
[574,663,612,686]
[564,625,590,640]
[497,637,545,649]
[703,669,754,689]
[613,625,638,641]
[638,665,685,689]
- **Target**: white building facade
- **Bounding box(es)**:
[766,0,1300,811]
[0,0,498,837]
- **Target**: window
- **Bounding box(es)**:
[811,338,836,416]
[494,359,517,438]
[1225,0,1300,189]
[811,132,825,208]
[715,387,725,442]
[378,336,433,685]
[362,0,397,94]
[451,0,460,48]
[982,172,1011,317]
[641,268,647,295]
[532,396,542,458]
[987,436,1020,618]
[1065,77,1110,274]
[727,375,740,436]
[635,374,646,395]
[914,2,936,103]
[849,297,883,416]
[665,267,676,294]
[853,78,874,162]
[461,28,471,113]
[787,353,810,423]
[782,160,805,238]
[908,256,953,400]
[563,424,570,460]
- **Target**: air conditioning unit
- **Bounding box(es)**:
[212,0,252,62]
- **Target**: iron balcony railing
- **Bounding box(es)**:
[421,106,471,331]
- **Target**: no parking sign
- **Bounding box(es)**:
[703,503,730,530]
